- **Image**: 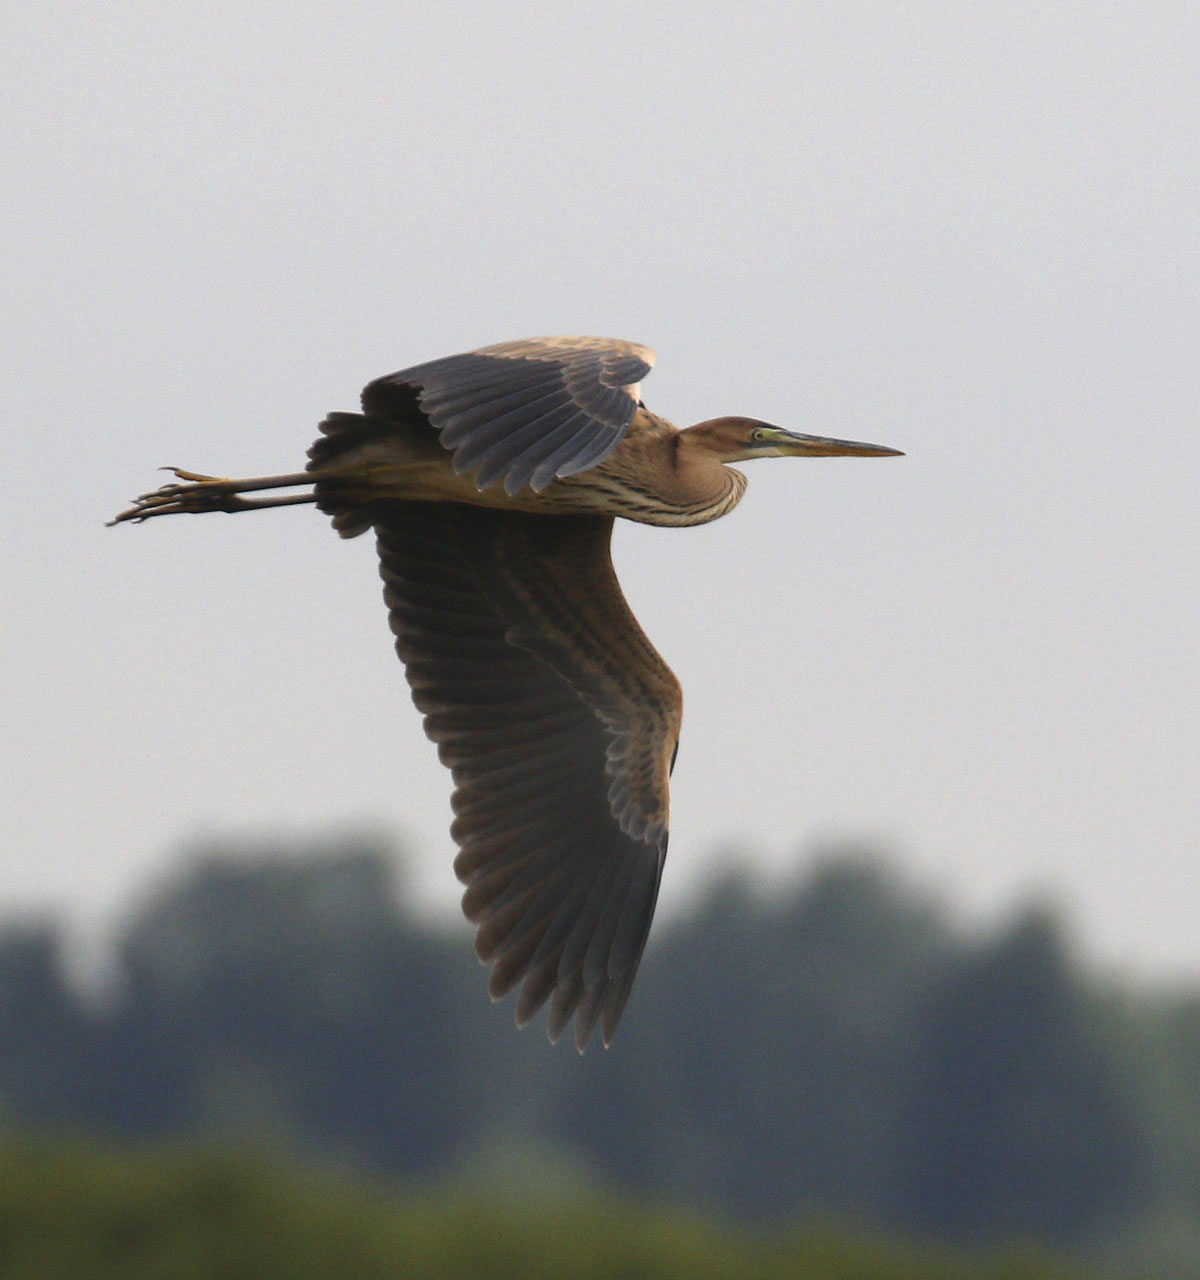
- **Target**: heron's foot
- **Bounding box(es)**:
[107,469,257,525]
[109,466,321,525]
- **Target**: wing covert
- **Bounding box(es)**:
[361,337,655,497]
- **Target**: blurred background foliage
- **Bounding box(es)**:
[0,833,1196,1276]
[0,1139,1086,1280]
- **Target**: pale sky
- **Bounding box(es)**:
[3,4,1197,980]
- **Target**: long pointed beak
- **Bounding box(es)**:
[762,426,903,458]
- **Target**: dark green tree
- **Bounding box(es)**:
[894,910,1148,1244]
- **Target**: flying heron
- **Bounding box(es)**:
[111,336,902,1050]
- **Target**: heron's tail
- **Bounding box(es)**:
[307,412,403,538]
[307,411,393,470]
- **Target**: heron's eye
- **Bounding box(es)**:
[749,427,767,444]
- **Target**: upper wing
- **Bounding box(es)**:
[361,337,655,496]
[374,502,681,1050]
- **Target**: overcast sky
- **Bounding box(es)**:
[3,3,1197,980]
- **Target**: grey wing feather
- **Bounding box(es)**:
[373,502,676,1049]
[361,337,655,496]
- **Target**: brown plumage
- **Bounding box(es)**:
[111,336,901,1049]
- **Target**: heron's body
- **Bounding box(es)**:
[112,336,900,1050]
[312,406,747,531]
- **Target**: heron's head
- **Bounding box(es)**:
[685,416,903,463]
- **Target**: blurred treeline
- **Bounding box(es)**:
[0,1139,1085,1280]
[1,833,1198,1276]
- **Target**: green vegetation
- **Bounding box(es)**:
[0,834,1196,1273]
[0,1138,1086,1280]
